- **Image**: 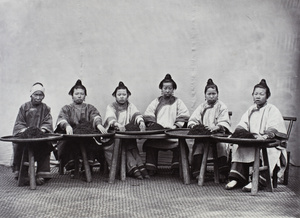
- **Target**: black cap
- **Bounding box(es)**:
[159,74,177,89]
[68,80,87,96]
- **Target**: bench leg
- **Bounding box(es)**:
[212,143,219,184]
[59,158,64,175]
[283,151,290,185]
[198,143,209,186]
[272,166,278,188]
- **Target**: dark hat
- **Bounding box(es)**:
[68,79,87,96]
[252,79,271,98]
[159,74,177,89]
[112,81,131,97]
[204,78,218,94]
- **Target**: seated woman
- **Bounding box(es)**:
[225,79,287,192]
[103,81,149,179]
[55,80,108,177]
[143,74,190,176]
[188,79,232,180]
[12,82,54,185]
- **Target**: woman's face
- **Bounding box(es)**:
[205,88,218,105]
[115,89,128,104]
[72,88,86,104]
[161,82,174,97]
[252,87,267,106]
[31,91,44,105]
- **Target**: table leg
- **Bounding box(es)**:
[198,142,209,186]
[28,146,36,190]
[179,139,190,185]
[80,144,92,183]
[18,147,27,187]
[251,147,260,195]
[109,138,121,184]
[121,141,126,181]
[212,143,219,184]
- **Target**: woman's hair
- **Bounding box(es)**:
[252,79,271,99]
[69,79,87,96]
[159,74,177,89]
[112,81,131,97]
[204,78,218,94]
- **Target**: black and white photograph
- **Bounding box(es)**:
[0,0,299,217]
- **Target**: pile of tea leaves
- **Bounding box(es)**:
[17,127,48,138]
[73,121,98,134]
[146,122,164,130]
[231,128,255,139]
[124,122,165,131]
[188,124,212,135]
[125,123,140,131]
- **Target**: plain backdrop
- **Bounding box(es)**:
[0,0,299,166]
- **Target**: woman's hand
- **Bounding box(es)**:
[115,123,125,132]
[209,125,220,132]
[254,134,268,140]
[97,124,107,134]
[65,126,73,135]
[204,125,219,132]
[139,121,146,132]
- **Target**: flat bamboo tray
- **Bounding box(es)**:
[0,134,63,143]
[116,129,166,135]
[165,128,212,139]
[211,134,277,146]
[62,132,115,139]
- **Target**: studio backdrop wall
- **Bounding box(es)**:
[1,0,299,166]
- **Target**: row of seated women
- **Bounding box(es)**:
[11,74,288,192]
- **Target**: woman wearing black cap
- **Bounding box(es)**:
[103,81,149,179]
[143,74,190,176]
[225,79,288,192]
[188,78,232,180]
[55,80,107,178]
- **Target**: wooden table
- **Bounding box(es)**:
[165,129,213,186]
[108,130,191,185]
[0,134,63,190]
[62,133,114,183]
[211,134,278,195]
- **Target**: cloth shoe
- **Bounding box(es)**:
[14,171,19,180]
[139,167,150,179]
[242,182,252,192]
[148,169,157,176]
[65,160,75,171]
[36,177,45,186]
[225,180,238,190]
[133,169,143,180]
